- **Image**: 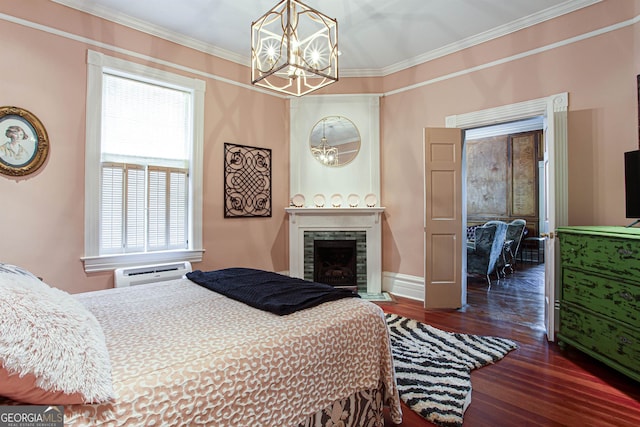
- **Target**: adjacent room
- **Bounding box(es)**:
[1,1,639,426]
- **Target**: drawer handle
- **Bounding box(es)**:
[619,291,633,301]
[617,248,635,258]
[619,336,633,345]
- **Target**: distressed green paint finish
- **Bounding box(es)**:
[562,269,639,325]
[557,226,640,383]
[560,232,640,281]
[560,305,639,381]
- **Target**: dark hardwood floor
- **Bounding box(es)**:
[378,262,640,426]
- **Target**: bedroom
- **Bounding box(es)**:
[0,0,639,425]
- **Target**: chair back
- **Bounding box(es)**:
[473,224,498,255]
[486,222,507,273]
[469,222,508,275]
[506,219,526,255]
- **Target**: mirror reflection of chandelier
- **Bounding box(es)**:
[251,0,339,97]
[311,119,338,165]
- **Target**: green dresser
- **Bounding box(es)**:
[557,226,640,382]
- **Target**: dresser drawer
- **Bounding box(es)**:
[562,268,639,326]
[559,304,640,378]
[560,232,640,280]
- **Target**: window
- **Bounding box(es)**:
[84,50,205,272]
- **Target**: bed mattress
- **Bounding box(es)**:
[61,278,402,426]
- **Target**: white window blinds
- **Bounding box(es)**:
[99,73,192,254]
[102,74,191,163]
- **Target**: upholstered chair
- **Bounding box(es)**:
[483,220,509,275]
[466,222,508,285]
[504,219,527,272]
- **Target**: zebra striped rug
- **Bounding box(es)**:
[385,314,518,427]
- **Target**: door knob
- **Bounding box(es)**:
[540,232,554,239]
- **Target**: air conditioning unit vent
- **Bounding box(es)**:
[114,261,192,288]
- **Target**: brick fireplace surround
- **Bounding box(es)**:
[286,207,385,295]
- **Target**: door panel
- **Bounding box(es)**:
[424,128,463,309]
[543,116,556,341]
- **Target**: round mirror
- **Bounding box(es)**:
[309,116,360,167]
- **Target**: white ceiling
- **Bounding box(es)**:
[53,0,598,76]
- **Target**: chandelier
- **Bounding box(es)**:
[251,0,338,97]
[310,118,338,165]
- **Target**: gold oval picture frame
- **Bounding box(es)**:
[0,106,49,176]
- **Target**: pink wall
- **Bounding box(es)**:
[1,0,639,291]
[0,1,289,293]
[380,0,640,278]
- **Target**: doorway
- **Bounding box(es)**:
[464,119,546,330]
[445,92,569,341]
[465,118,544,234]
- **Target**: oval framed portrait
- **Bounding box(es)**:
[0,106,49,176]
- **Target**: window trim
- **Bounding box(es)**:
[83,50,205,272]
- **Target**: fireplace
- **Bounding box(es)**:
[286,207,385,295]
[304,231,366,292]
[314,239,357,288]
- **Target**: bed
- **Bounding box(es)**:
[0,265,402,426]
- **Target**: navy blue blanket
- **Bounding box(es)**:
[186,267,359,315]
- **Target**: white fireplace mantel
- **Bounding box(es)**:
[286,207,385,294]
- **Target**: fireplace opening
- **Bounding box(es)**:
[313,239,357,289]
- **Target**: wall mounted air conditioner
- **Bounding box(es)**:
[114,261,192,288]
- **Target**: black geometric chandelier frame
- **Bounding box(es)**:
[251,0,338,97]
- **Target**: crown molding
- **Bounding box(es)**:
[357,0,602,77]
[53,0,601,78]
[0,10,285,99]
[52,0,248,66]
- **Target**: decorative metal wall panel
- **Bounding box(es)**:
[224,143,272,218]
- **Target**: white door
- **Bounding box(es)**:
[542,116,556,341]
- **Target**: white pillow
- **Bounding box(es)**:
[0,265,114,404]
[0,262,40,281]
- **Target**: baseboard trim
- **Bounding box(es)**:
[283,269,425,302]
[383,271,424,301]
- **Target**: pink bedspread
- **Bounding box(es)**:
[63,278,402,426]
